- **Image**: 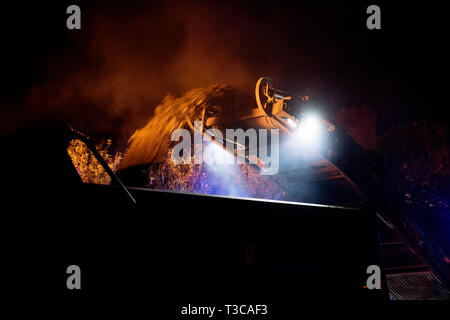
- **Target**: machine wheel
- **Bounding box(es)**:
[255,77,274,117]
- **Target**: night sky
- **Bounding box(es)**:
[1,1,448,139]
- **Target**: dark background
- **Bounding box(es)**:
[0,1,448,141]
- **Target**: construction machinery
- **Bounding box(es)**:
[6,76,448,302]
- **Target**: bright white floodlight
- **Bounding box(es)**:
[296,115,321,145]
